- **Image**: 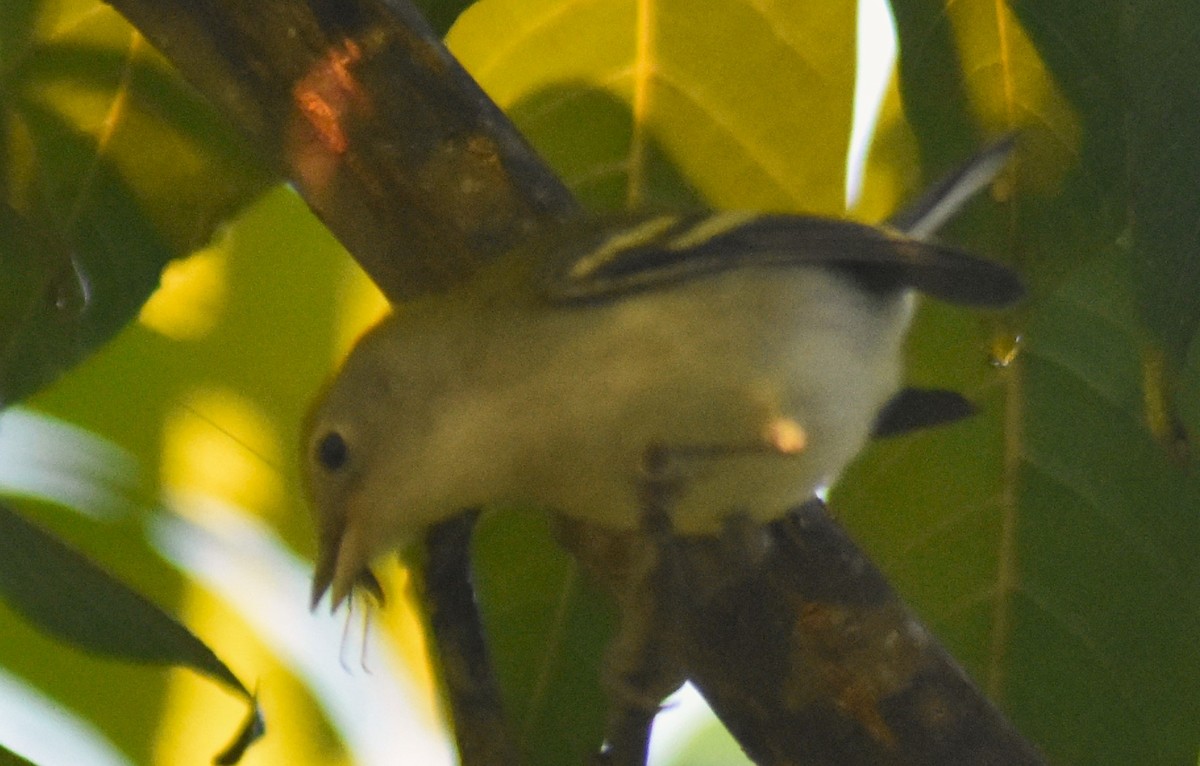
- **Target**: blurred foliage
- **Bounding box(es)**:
[0,1,1197,766]
[0,501,260,762]
[0,0,271,404]
[841,2,1200,765]
[0,745,37,766]
[410,0,476,35]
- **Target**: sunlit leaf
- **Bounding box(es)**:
[0,503,263,762]
[448,0,857,214]
[662,716,751,766]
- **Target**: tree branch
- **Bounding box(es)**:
[105,0,578,299]
[422,512,522,766]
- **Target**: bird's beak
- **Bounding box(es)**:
[309,521,343,610]
[310,507,384,611]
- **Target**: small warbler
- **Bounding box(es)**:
[304,140,1022,609]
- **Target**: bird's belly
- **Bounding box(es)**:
[556,447,832,535]
[496,267,912,534]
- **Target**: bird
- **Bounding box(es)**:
[302,139,1022,611]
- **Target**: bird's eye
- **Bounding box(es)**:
[315,431,350,472]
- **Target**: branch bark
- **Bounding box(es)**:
[556,499,1047,764]
[105,0,577,299]
[422,511,522,766]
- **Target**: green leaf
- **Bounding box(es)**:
[471,511,616,766]
[0,107,170,405]
[0,202,83,405]
[1013,254,1200,764]
[411,0,476,35]
[0,1,271,403]
[839,253,1200,766]
[0,744,38,766]
[833,4,1200,764]
[1011,0,1200,364]
[0,503,263,763]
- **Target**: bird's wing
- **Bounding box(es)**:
[541,138,1022,307]
[541,209,1023,307]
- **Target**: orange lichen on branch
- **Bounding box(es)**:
[286,39,372,193]
[294,39,368,154]
[832,676,899,749]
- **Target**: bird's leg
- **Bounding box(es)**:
[595,422,800,765]
[594,444,689,766]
